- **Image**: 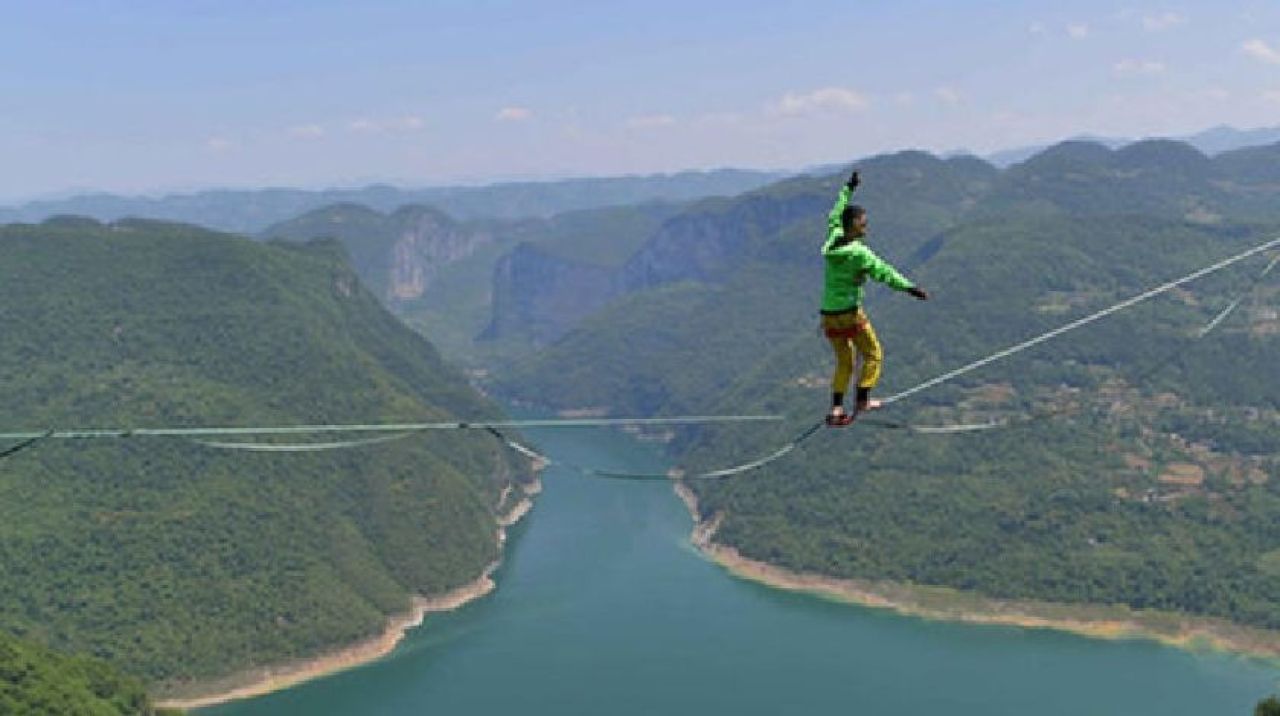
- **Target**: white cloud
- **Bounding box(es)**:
[934,87,963,106]
[1113,59,1167,76]
[1242,39,1280,65]
[395,116,425,131]
[1264,89,1280,105]
[625,114,677,130]
[1142,12,1187,31]
[496,107,533,122]
[347,116,425,133]
[773,87,869,116]
[893,91,916,107]
[288,124,325,140]
[1066,23,1090,39]
[1028,21,1046,35]
[1202,87,1231,101]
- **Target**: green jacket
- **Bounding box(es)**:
[820,185,914,313]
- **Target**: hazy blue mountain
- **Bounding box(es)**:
[983,125,1280,167]
[1186,124,1280,155]
[0,169,782,234]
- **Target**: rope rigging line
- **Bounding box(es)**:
[863,239,1280,435]
[0,415,782,445]
[189,432,419,452]
[0,430,53,459]
[879,234,1280,407]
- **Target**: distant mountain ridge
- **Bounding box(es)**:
[0,169,783,234]
[983,124,1280,167]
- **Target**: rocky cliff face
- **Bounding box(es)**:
[264,204,494,304]
[387,208,493,301]
[481,243,617,345]
[483,188,825,345]
[617,190,826,292]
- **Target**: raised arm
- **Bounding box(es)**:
[822,170,860,251]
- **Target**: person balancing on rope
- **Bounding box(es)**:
[821,170,929,426]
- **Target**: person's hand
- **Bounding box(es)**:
[846,170,860,190]
[907,286,929,300]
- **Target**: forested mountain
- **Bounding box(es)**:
[0,169,781,234]
[0,218,526,696]
[265,200,683,360]
[263,203,491,304]
[495,139,1280,631]
[0,631,177,715]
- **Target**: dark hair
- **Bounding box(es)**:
[841,204,866,226]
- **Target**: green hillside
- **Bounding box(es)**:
[0,630,177,715]
[498,140,1280,631]
[0,218,523,694]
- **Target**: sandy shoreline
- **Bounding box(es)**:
[673,484,1280,662]
[159,477,542,711]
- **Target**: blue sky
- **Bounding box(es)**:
[3,0,1279,201]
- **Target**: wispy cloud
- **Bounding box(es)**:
[496,107,533,122]
[625,114,677,130]
[397,116,425,131]
[1242,39,1280,65]
[1066,23,1090,39]
[1113,59,1167,76]
[205,136,235,153]
[1028,21,1046,35]
[348,116,426,133]
[1264,89,1280,105]
[288,124,325,140]
[934,87,963,106]
[1142,12,1186,31]
[773,87,869,116]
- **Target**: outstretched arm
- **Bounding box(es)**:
[860,246,915,292]
[855,244,929,299]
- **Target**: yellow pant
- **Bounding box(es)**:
[822,309,882,393]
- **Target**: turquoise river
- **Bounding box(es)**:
[206,423,1279,715]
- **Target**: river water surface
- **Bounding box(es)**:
[206,424,1279,715]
